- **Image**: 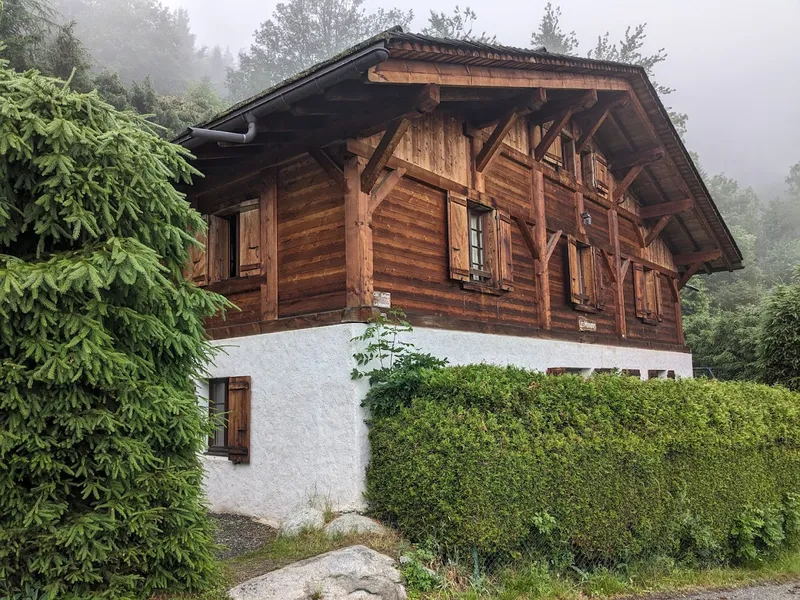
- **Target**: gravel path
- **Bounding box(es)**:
[636,581,800,600]
[210,513,277,560]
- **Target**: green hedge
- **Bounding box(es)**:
[366,366,800,565]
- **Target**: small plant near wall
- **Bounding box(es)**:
[351,309,447,419]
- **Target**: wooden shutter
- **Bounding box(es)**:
[591,247,605,309]
[186,214,209,286]
[596,155,609,193]
[581,246,598,306]
[654,272,664,321]
[582,152,596,187]
[567,235,582,306]
[447,192,470,281]
[238,207,262,277]
[209,215,230,283]
[226,376,251,464]
[633,263,647,318]
[497,211,514,291]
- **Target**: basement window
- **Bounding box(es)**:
[206,376,251,464]
[207,378,229,455]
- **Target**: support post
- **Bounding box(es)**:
[261,167,278,321]
[345,155,373,308]
[532,168,551,330]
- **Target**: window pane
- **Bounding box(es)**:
[209,380,227,448]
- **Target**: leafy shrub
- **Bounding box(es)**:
[367,366,800,566]
[0,60,227,596]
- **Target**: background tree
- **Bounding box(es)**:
[0,57,225,596]
[530,2,578,54]
[0,0,54,71]
[422,5,494,43]
[227,0,413,101]
[762,270,800,391]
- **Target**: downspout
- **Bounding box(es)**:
[188,113,257,145]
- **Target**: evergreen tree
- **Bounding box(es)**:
[762,270,800,391]
[0,57,226,596]
[227,0,413,101]
[422,5,495,43]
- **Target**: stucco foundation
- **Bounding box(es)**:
[200,324,692,520]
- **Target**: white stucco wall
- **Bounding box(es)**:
[200,324,692,520]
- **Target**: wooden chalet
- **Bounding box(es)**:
[181,30,742,517]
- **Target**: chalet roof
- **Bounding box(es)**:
[175,27,742,274]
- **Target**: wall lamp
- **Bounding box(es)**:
[581,211,592,227]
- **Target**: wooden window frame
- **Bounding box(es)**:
[206,376,251,464]
[448,192,513,295]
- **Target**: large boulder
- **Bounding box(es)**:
[281,506,325,536]
[325,514,386,537]
[228,545,406,600]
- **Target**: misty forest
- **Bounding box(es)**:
[2,0,798,383]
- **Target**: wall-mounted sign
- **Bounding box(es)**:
[578,316,597,332]
[372,291,391,309]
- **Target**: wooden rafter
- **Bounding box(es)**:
[308,148,344,190]
[633,223,647,248]
[575,93,631,153]
[644,215,672,247]
[612,165,644,203]
[639,198,693,219]
[368,168,406,219]
[673,249,722,265]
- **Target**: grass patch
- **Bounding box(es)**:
[223,527,403,586]
[416,550,800,599]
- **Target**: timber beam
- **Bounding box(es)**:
[639,198,694,219]
[472,88,547,130]
[678,260,705,290]
[610,146,665,171]
[475,107,518,172]
[360,84,440,193]
[308,148,344,191]
[644,215,672,247]
[575,92,631,153]
[612,164,644,202]
[533,90,597,162]
[529,89,598,127]
[673,249,722,265]
[368,168,406,218]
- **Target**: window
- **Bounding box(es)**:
[208,378,228,453]
[447,193,513,292]
[468,207,490,282]
[561,134,576,176]
[184,201,262,287]
[206,376,251,464]
[567,235,602,312]
[633,264,663,324]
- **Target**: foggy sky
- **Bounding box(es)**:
[163,0,800,197]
